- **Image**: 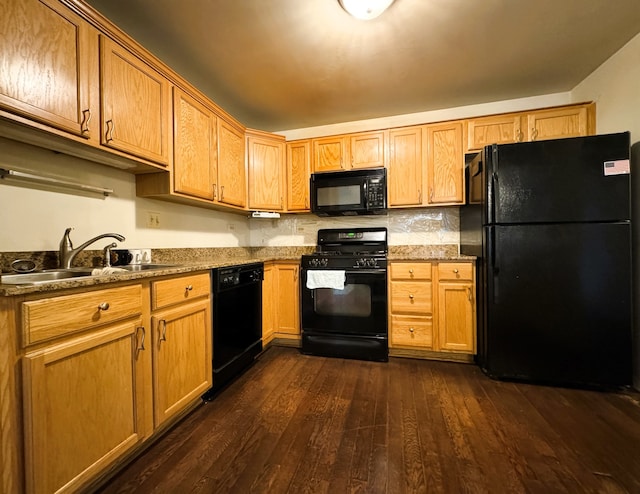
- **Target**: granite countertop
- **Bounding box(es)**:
[0,246,475,296]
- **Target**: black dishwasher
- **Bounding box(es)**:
[203,262,263,400]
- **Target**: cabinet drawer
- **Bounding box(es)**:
[23,285,143,344]
[390,315,433,348]
[390,281,432,314]
[152,272,210,309]
[437,262,473,281]
[390,262,432,280]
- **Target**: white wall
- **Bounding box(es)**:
[572,32,640,144]
[0,138,249,251]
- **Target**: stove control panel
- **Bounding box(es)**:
[355,257,379,268]
[309,257,329,268]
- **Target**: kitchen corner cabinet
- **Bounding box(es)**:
[389,261,476,359]
[99,36,171,166]
[217,116,247,208]
[150,273,212,427]
[0,0,96,138]
[424,121,464,205]
[247,129,286,211]
[388,126,424,207]
[262,261,300,345]
[286,139,311,211]
[172,87,217,200]
[21,284,150,494]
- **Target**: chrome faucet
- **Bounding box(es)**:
[59,228,126,269]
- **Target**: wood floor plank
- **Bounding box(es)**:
[96,347,640,494]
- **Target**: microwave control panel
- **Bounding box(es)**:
[366,178,386,208]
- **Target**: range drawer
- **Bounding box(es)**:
[390,262,432,281]
[22,284,143,345]
[390,315,433,348]
[437,262,474,281]
[152,272,210,310]
[390,281,432,315]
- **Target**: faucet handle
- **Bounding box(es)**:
[102,242,118,267]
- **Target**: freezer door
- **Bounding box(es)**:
[483,223,632,387]
[487,132,630,224]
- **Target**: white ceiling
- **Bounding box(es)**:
[85,0,640,132]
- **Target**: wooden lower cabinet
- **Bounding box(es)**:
[14,272,212,493]
[22,319,149,494]
[262,261,300,345]
[389,261,476,359]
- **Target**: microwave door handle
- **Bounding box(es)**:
[363,181,368,209]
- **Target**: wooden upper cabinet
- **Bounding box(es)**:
[99,36,171,166]
[388,126,423,207]
[349,130,386,169]
[0,0,95,137]
[466,114,523,152]
[217,116,247,208]
[247,130,286,211]
[286,139,311,211]
[173,88,217,200]
[312,135,348,172]
[424,122,464,205]
[526,104,594,141]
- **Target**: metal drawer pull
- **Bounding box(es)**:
[105,119,115,142]
[453,269,459,274]
[186,285,193,291]
[409,327,415,333]
[81,109,91,134]
[409,269,414,274]
[98,302,110,311]
[409,294,414,299]
[159,319,167,342]
[467,287,473,301]
[136,326,146,351]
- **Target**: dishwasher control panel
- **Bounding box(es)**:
[214,262,264,291]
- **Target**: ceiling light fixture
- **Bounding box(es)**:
[339,0,395,20]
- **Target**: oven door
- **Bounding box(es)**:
[301,268,387,336]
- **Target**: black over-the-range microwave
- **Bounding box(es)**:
[310,168,387,216]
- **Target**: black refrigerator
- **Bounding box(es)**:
[460,132,632,388]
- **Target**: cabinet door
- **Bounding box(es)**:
[0,0,94,137]
[349,130,386,169]
[526,105,592,141]
[388,126,423,206]
[173,88,217,200]
[262,264,275,344]
[466,114,523,152]
[275,264,300,335]
[22,320,148,494]
[152,298,212,427]
[424,122,464,204]
[312,136,347,172]
[248,133,285,211]
[100,36,171,165]
[286,140,311,211]
[437,281,475,353]
[217,117,247,207]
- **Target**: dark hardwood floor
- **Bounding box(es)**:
[96,346,640,493]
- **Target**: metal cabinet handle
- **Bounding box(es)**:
[220,185,225,200]
[531,128,538,141]
[467,287,473,302]
[213,183,217,199]
[516,130,524,142]
[429,187,434,202]
[105,119,115,142]
[453,269,459,274]
[159,319,167,342]
[409,327,415,333]
[81,109,92,134]
[186,285,193,291]
[409,294,414,299]
[136,326,146,351]
[409,269,414,274]
[98,302,110,311]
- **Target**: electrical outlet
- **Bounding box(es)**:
[147,211,161,228]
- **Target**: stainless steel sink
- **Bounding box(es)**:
[117,264,178,272]
[1,268,95,285]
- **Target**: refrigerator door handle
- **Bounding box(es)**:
[488,227,499,304]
